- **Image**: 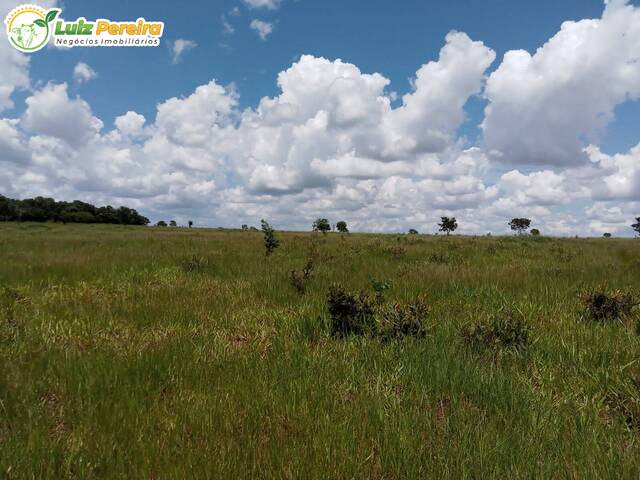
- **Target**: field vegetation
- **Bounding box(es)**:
[1,222,639,478]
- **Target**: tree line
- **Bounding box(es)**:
[0,195,149,225]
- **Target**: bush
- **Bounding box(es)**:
[327,284,430,340]
[461,309,529,353]
[327,285,376,337]
[605,376,640,432]
[582,290,636,322]
[289,259,314,295]
[377,299,429,341]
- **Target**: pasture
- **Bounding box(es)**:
[1,223,639,478]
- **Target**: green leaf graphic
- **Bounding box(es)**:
[45,10,58,23]
[34,19,46,27]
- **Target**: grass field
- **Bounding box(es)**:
[1,222,639,478]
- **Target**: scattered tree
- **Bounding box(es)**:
[408,229,419,235]
[241,224,249,231]
[438,217,458,236]
[261,219,280,256]
[156,221,167,227]
[188,220,193,228]
[336,221,348,233]
[169,220,177,227]
[603,232,612,238]
[632,217,640,237]
[313,218,331,234]
[530,228,540,236]
[509,218,531,235]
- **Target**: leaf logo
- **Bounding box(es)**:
[4,4,59,53]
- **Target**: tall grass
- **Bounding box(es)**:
[1,223,639,478]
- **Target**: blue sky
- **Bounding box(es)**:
[1,0,640,235]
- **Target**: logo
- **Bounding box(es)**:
[5,4,58,52]
[4,4,164,52]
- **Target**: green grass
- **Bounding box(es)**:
[1,223,639,478]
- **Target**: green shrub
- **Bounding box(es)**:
[582,290,636,322]
[327,284,376,337]
[377,299,429,341]
[461,309,529,353]
[289,259,314,295]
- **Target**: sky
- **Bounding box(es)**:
[1,0,640,235]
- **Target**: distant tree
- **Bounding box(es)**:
[249,226,259,231]
[261,219,280,256]
[241,224,249,231]
[632,217,640,237]
[408,229,419,235]
[509,218,531,235]
[313,218,331,234]
[530,228,540,236]
[438,217,458,236]
[169,220,177,227]
[336,221,348,233]
[188,220,193,228]
[603,232,612,238]
[156,221,167,227]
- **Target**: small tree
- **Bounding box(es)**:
[169,220,177,227]
[408,229,419,235]
[336,221,348,233]
[156,220,167,227]
[603,233,612,238]
[438,217,458,236]
[313,218,331,234]
[261,219,280,256]
[509,218,531,235]
[632,217,640,237]
[530,228,540,236]
[241,224,249,231]
[188,220,193,228]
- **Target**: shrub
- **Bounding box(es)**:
[371,278,392,304]
[327,285,376,337]
[377,299,429,341]
[289,259,314,295]
[327,284,430,340]
[605,376,640,432]
[530,228,540,236]
[582,290,636,322]
[603,233,612,238]
[408,229,419,235]
[461,309,529,353]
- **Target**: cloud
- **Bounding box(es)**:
[72,62,97,84]
[222,15,235,35]
[21,83,103,147]
[170,39,197,64]
[482,0,640,166]
[243,0,281,10]
[250,20,274,40]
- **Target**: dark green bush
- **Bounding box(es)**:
[327,285,376,337]
[582,290,636,322]
[461,309,529,353]
[290,259,314,295]
[377,299,429,341]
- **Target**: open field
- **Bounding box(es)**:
[1,222,639,478]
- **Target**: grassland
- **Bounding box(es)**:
[1,222,639,479]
